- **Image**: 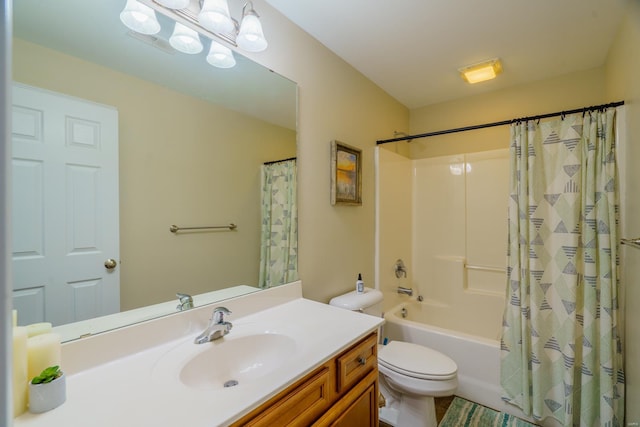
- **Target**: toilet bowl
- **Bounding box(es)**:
[329,288,458,427]
[378,341,457,426]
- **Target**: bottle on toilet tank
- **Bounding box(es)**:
[356,273,364,294]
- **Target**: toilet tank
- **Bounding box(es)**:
[329,288,383,317]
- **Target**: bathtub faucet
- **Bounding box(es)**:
[397,286,413,296]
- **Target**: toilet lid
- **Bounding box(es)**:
[378,341,457,380]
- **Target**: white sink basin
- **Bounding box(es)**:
[152,331,297,390]
[180,334,296,389]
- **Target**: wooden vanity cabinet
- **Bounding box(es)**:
[230,332,378,427]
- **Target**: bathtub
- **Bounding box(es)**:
[381,299,536,423]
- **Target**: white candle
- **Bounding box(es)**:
[13,327,28,417]
[13,310,17,327]
[26,322,53,338]
[27,333,62,382]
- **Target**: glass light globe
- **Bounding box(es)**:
[119,0,161,35]
[237,12,267,52]
[170,22,203,54]
[206,41,236,68]
[198,0,235,34]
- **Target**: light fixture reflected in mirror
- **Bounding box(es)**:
[198,0,235,35]
[206,40,236,68]
[156,0,190,9]
[120,0,161,35]
[237,2,268,52]
[170,22,204,54]
[122,0,270,68]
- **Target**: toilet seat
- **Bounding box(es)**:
[378,341,457,381]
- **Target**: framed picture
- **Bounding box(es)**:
[330,140,362,205]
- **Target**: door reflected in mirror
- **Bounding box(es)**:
[11,0,298,341]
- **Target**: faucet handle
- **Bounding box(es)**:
[395,259,408,278]
[176,293,194,311]
[211,306,232,324]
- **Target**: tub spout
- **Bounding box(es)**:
[397,286,413,296]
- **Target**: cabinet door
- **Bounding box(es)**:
[230,364,333,427]
[314,370,378,427]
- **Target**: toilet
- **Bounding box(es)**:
[329,288,457,427]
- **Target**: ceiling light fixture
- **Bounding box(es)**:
[121,0,269,68]
[120,0,161,35]
[458,58,502,84]
[169,22,204,54]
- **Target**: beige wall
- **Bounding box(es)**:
[242,1,410,302]
[605,2,640,423]
[13,39,296,310]
[407,67,606,158]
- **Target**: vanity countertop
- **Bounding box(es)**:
[14,286,383,427]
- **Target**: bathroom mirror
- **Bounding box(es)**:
[11,0,297,340]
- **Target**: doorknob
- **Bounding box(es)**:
[104,259,118,270]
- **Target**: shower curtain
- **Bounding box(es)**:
[258,159,298,288]
[500,109,624,426]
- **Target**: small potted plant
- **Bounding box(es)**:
[28,365,66,413]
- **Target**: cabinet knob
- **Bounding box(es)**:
[358,356,367,366]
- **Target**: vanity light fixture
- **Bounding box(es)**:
[121,0,269,68]
[458,58,502,84]
[120,0,161,35]
[236,2,268,52]
[206,40,237,68]
[169,22,204,54]
[198,0,236,35]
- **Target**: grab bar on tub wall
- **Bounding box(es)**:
[169,223,237,233]
[621,237,640,249]
[464,263,506,273]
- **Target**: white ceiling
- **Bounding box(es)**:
[265,0,628,109]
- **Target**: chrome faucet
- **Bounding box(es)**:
[397,286,413,296]
[176,293,194,311]
[194,307,232,344]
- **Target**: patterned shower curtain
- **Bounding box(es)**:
[258,159,298,288]
[500,109,624,426]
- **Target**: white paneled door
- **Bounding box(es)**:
[12,83,119,326]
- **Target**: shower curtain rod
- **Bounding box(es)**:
[263,157,296,165]
[376,100,625,145]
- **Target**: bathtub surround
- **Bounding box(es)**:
[376,147,509,332]
[501,109,624,425]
